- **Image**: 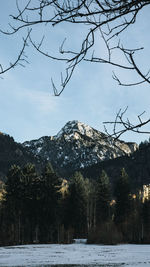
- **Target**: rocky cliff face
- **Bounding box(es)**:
[23,120,138,175]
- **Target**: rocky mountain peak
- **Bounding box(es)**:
[23,120,138,176]
[54,120,97,140]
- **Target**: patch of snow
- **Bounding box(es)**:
[73,239,87,244]
[36,147,42,153]
[0,244,150,266]
[23,142,31,147]
[54,120,97,140]
[57,152,63,159]
[80,163,85,168]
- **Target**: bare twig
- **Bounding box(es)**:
[103,107,150,140]
[1,0,150,135]
[0,30,31,76]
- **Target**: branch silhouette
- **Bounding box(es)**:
[1,0,150,137]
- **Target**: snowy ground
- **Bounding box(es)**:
[0,242,150,267]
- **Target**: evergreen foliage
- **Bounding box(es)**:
[142,200,150,243]
[114,168,132,224]
[0,164,150,245]
[81,141,150,190]
[96,170,111,226]
[65,172,87,238]
[39,163,61,243]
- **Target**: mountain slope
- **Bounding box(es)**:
[23,120,138,176]
[80,142,150,190]
[0,133,45,182]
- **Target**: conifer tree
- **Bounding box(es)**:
[22,163,40,243]
[142,200,150,243]
[6,165,23,203]
[66,172,87,238]
[96,170,111,226]
[114,168,132,224]
[39,163,61,243]
[84,178,96,233]
[5,165,24,244]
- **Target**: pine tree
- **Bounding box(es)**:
[114,168,132,224]
[5,165,24,244]
[96,170,111,226]
[84,178,96,233]
[142,200,150,243]
[22,163,40,243]
[6,165,23,203]
[65,172,87,238]
[39,163,61,243]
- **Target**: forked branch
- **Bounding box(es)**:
[103,107,150,140]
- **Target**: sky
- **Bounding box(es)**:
[0,1,150,144]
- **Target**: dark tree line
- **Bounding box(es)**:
[0,163,150,246]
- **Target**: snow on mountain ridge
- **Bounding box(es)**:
[54,120,99,140]
[22,120,138,175]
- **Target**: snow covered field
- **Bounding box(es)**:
[0,242,150,267]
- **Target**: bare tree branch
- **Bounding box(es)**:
[1,0,150,136]
[103,107,150,140]
[0,30,31,76]
[1,0,150,91]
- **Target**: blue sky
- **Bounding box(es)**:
[0,1,150,144]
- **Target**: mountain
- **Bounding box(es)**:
[1,120,150,191]
[0,133,45,182]
[80,141,150,190]
[23,120,138,176]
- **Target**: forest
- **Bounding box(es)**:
[0,0,150,248]
[0,162,150,246]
